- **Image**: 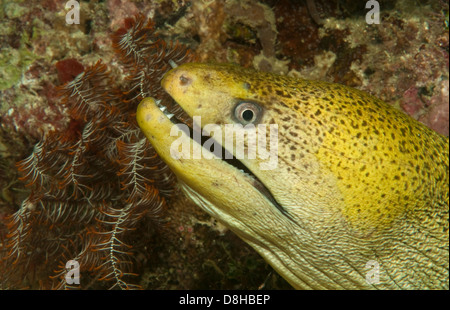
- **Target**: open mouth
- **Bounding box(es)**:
[154,97,255,173]
[154,97,293,221]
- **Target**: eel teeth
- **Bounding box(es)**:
[155,99,175,119]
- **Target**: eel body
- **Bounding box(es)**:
[136,63,449,289]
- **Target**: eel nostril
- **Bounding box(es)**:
[179,74,191,86]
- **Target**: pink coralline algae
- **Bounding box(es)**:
[419,79,449,136]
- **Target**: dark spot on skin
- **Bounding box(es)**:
[204,73,212,83]
[278,101,289,108]
[400,128,407,137]
[273,107,283,114]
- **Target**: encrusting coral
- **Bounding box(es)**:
[0,15,195,289]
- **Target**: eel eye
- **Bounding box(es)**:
[234,101,261,125]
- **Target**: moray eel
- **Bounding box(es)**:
[136,63,449,289]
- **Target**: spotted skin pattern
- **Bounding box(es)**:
[139,63,448,289]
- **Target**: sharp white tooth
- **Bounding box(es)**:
[153,99,171,115]
[166,113,175,119]
[154,99,162,107]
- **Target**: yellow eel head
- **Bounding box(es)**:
[137,62,449,289]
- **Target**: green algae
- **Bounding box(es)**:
[0,47,36,90]
[0,47,36,91]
